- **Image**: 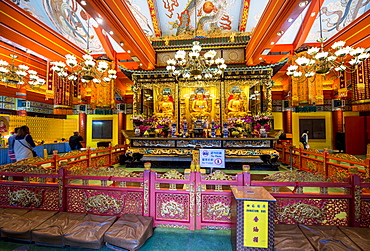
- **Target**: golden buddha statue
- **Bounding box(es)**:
[155,95,174,119]
[227,92,247,118]
[191,92,210,120]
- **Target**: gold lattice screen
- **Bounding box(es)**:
[8,115,78,143]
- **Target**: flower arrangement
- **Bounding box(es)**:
[253,112,271,125]
[131,114,145,126]
[227,116,253,136]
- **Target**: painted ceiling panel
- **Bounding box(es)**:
[245,0,269,32]
[151,0,245,37]
[16,0,108,54]
[126,0,156,37]
[305,0,370,43]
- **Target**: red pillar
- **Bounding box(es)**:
[79,113,87,148]
[283,110,292,133]
[332,110,344,150]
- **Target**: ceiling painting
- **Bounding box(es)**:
[304,0,370,43]
[152,0,245,38]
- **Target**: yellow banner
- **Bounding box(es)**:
[243,201,269,248]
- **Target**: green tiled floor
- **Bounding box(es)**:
[0,228,232,251]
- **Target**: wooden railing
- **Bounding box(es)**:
[275,143,370,178]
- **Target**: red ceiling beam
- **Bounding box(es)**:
[79,0,155,70]
[245,0,312,65]
[293,0,319,50]
[0,1,85,62]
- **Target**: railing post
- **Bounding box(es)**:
[52,150,59,170]
[148,170,156,220]
[243,165,251,186]
[366,144,370,178]
[194,169,201,230]
[108,143,113,166]
[349,174,361,227]
[323,150,329,177]
[58,162,68,212]
[281,142,286,163]
[87,147,91,168]
[289,145,294,171]
[143,167,151,217]
[298,147,303,170]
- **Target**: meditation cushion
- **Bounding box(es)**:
[298,225,361,251]
[1,210,57,240]
[32,211,86,246]
[64,214,116,249]
[339,226,370,251]
[0,208,29,229]
[274,224,314,251]
[104,214,153,251]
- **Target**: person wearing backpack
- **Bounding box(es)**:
[300,130,309,149]
[13,125,36,161]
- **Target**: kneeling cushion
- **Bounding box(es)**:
[32,211,86,246]
[1,210,57,240]
[64,214,116,249]
[104,214,153,251]
[0,208,29,229]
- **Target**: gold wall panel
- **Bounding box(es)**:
[7,115,78,143]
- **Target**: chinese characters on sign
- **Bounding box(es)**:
[243,201,268,248]
[199,149,225,168]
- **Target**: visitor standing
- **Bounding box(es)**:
[13,125,36,161]
[8,127,19,154]
[69,131,83,150]
[300,130,309,149]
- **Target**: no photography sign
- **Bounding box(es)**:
[199,149,225,168]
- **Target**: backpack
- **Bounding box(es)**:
[300,134,305,143]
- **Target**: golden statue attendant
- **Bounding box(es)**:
[227,92,247,118]
[155,95,174,119]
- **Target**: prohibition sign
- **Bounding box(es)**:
[214,158,223,165]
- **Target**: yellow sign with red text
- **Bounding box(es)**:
[243,201,269,248]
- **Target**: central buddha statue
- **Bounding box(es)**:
[227,92,248,118]
[191,92,210,120]
[155,94,174,119]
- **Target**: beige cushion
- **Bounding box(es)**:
[64,214,116,249]
[32,212,86,246]
[104,214,153,250]
[1,210,57,240]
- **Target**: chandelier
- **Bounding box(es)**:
[50,53,117,87]
[166,41,227,80]
[50,18,117,87]
[286,1,369,82]
[0,54,46,87]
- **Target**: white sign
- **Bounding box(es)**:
[199,149,225,168]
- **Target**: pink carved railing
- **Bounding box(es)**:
[0,143,369,229]
[195,170,244,230]
[149,169,197,230]
[275,143,369,178]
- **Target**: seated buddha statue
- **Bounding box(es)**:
[155,95,174,119]
[227,92,247,118]
[191,93,210,120]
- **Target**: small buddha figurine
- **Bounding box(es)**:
[227,92,247,118]
[191,92,210,120]
[155,94,174,119]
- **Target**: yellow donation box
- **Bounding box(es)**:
[231,186,276,251]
